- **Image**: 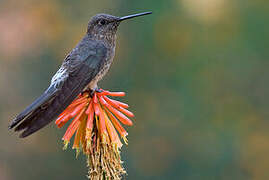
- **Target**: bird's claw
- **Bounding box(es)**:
[89,88,103,97]
[81,88,103,97]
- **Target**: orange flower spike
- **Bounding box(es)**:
[99,96,133,126]
[105,108,128,138]
[103,96,134,117]
[56,89,132,179]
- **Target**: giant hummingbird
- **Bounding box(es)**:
[9,12,152,138]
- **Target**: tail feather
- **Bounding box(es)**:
[14,108,41,132]
[19,85,79,138]
[9,88,57,129]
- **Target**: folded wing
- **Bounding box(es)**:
[9,39,107,138]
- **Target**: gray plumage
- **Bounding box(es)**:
[9,12,152,138]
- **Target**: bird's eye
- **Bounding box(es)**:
[98,20,106,25]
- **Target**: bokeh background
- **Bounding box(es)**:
[1,0,269,179]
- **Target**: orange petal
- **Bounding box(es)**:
[55,114,67,125]
[103,95,120,108]
[57,102,79,119]
[104,112,122,148]
[56,105,78,125]
[93,93,98,103]
[85,100,93,114]
[86,102,94,139]
[57,103,87,128]
[99,96,133,126]
[103,96,134,117]
[62,118,81,142]
[93,101,100,116]
[62,106,86,141]
[70,102,87,117]
[73,114,87,149]
[96,103,107,136]
[99,90,125,97]
[56,114,72,128]
[66,98,88,109]
[104,108,128,137]
[105,97,129,108]
[118,107,134,117]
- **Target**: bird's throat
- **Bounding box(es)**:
[91,32,117,47]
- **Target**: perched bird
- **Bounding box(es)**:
[9,12,152,138]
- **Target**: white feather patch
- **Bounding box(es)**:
[50,67,68,88]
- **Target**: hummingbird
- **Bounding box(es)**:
[9,11,152,138]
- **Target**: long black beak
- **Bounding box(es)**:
[119,12,152,21]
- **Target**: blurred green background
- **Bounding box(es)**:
[1,0,269,179]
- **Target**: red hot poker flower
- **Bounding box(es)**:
[55,89,134,179]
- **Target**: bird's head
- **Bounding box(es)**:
[87,12,152,41]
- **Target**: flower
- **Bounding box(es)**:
[55,89,134,179]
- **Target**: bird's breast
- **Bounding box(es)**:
[87,45,115,89]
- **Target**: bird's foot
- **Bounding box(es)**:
[89,87,103,97]
[81,88,103,97]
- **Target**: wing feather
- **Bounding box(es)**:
[9,38,108,137]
